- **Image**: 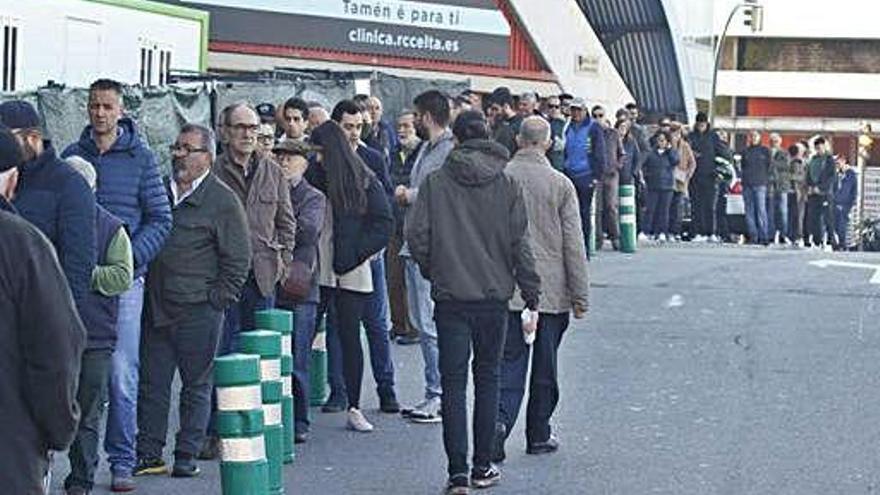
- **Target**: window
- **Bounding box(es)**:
[138,40,173,86]
[1,19,19,92]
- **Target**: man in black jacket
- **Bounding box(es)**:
[406,110,540,495]
[688,112,732,242]
[0,124,23,212]
[806,136,837,249]
[135,124,251,478]
[0,210,86,494]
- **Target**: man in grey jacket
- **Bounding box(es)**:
[494,117,590,463]
[406,110,540,494]
[395,90,456,423]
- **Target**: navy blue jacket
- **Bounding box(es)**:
[689,128,732,180]
[357,144,394,196]
[834,168,857,210]
[365,119,399,162]
[13,143,96,311]
[79,205,123,350]
[643,148,680,191]
[62,118,172,277]
[740,145,771,187]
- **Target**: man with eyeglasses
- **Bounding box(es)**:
[135,124,251,479]
[546,96,567,171]
[592,105,625,250]
[61,78,172,492]
[213,103,296,351]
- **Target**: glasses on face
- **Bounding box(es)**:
[548,104,560,109]
[169,143,210,156]
[257,135,275,143]
[229,123,260,134]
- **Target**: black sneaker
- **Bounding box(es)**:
[197,436,219,460]
[471,465,501,489]
[133,457,167,476]
[321,394,347,413]
[526,436,560,455]
[379,391,401,413]
[294,432,308,444]
[491,422,506,464]
[445,474,470,495]
[171,456,201,478]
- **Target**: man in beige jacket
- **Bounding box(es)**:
[494,116,590,462]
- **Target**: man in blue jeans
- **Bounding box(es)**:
[63,79,172,492]
[563,97,606,258]
[407,110,541,495]
[495,117,590,463]
[740,131,771,245]
[395,90,456,423]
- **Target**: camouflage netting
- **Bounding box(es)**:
[372,73,470,123]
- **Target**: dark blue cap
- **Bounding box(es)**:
[0,100,41,130]
[0,125,24,172]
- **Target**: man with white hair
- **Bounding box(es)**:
[135,123,251,478]
[767,133,794,244]
[63,155,134,494]
[494,116,590,462]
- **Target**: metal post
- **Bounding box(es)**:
[709,2,763,127]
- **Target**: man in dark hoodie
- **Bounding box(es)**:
[740,131,771,244]
[805,136,836,249]
[688,111,732,242]
[406,110,541,495]
[62,78,172,492]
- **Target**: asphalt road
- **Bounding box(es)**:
[51,245,880,495]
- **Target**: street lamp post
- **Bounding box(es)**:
[709,1,764,127]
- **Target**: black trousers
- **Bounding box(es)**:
[137,302,223,460]
[334,289,369,409]
[436,301,508,477]
[806,194,834,245]
[691,178,718,236]
[498,312,569,446]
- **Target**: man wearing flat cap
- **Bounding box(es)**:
[273,139,327,443]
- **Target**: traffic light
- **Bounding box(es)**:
[743,5,764,33]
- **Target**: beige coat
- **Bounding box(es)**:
[673,139,697,194]
[214,153,296,297]
[506,148,590,314]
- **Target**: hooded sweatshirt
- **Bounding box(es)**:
[63,118,172,277]
[405,139,541,309]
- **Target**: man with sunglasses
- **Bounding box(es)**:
[135,124,251,478]
[546,96,567,171]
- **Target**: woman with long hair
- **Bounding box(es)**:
[309,121,393,432]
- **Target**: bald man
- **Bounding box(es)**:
[494,116,589,462]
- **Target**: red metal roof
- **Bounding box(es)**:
[210,0,554,82]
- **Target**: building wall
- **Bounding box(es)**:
[0,0,203,91]
[739,38,880,73]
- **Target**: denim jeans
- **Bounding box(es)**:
[767,190,789,241]
[104,277,144,476]
[570,176,595,259]
[291,303,317,433]
[743,185,769,243]
[834,205,851,247]
[219,276,275,356]
[137,303,223,459]
[65,349,113,491]
[498,312,569,446]
[362,255,396,397]
[405,258,441,400]
[435,301,507,477]
[669,191,685,236]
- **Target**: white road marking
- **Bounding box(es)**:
[809,259,880,284]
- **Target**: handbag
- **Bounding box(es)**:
[281,259,313,301]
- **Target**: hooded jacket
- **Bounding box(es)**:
[406,139,541,309]
[13,142,96,312]
[0,211,85,494]
[688,126,732,180]
[62,118,172,277]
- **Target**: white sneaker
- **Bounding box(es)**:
[822,244,834,253]
[657,234,668,243]
[710,235,721,243]
[692,235,706,243]
[347,408,374,432]
[796,239,805,248]
[409,396,442,424]
[637,233,649,242]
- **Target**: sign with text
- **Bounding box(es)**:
[175,0,511,66]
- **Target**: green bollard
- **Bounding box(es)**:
[280,354,294,464]
[256,309,296,465]
[240,331,284,495]
[619,184,637,254]
[215,354,269,495]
